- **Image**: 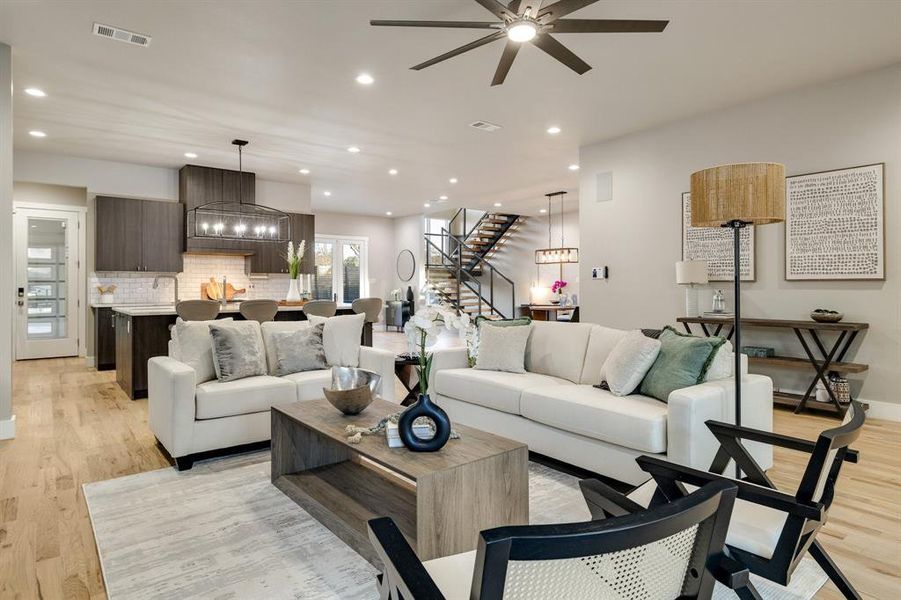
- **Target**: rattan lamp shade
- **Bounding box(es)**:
[690,163,786,226]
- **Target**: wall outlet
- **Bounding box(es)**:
[591,266,608,280]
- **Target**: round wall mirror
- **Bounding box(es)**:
[396,249,416,282]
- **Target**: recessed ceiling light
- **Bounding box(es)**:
[184,152,197,159]
[24,88,46,97]
[29,130,46,138]
[323,191,332,197]
[493,202,502,207]
[449,177,458,184]
[546,126,561,135]
[347,146,361,153]
[439,195,448,201]
[388,168,398,176]
[355,73,375,85]
[424,203,431,208]
[385,211,393,216]
[298,168,310,175]
[568,164,580,171]
[539,208,547,213]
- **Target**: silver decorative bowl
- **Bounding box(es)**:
[323,367,381,415]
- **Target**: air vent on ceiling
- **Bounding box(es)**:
[92,22,152,47]
[469,120,502,132]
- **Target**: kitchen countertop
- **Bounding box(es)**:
[92,302,354,317]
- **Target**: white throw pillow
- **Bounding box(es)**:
[308,313,365,367]
[474,323,532,373]
[704,339,733,381]
[172,317,233,384]
[602,330,662,396]
[260,321,311,374]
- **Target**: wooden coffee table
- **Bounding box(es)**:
[271,398,528,566]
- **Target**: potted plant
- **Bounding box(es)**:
[284,240,306,302]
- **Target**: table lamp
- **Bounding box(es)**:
[675,260,708,317]
[690,163,785,474]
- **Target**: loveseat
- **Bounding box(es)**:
[431,321,773,485]
[148,318,395,469]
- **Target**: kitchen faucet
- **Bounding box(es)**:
[152,274,179,305]
[221,275,227,307]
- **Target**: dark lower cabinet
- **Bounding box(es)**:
[93,307,116,371]
[115,313,177,400]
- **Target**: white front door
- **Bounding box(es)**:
[14,208,80,359]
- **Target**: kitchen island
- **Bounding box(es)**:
[93,302,368,400]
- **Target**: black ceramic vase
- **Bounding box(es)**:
[398,394,451,452]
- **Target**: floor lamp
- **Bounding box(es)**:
[690,163,785,477]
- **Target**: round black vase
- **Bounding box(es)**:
[398,394,451,452]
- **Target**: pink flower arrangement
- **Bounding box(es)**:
[551,280,567,294]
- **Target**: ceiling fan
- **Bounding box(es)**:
[371,0,668,86]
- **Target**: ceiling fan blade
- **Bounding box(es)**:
[491,40,521,86]
[411,31,507,71]
[551,19,669,33]
[474,0,517,20]
[538,0,600,22]
[370,20,503,29]
[508,0,523,15]
[531,34,591,74]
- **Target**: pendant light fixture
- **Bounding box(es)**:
[535,191,579,265]
[187,139,291,242]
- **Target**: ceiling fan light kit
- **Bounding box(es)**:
[371,0,668,86]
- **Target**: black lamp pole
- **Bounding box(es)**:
[724,219,749,478]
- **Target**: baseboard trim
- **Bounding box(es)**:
[861,398,901,422]
[0,415,15,440]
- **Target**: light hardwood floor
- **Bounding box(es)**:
[0,334,898,599]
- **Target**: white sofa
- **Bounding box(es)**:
[148,320,396,470]
[431,321,773,485]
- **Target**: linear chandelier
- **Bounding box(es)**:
[186,139,291,242]
[535,191,579,264]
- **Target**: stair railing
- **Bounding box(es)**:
[424,233,485,313]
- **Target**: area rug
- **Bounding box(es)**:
[84,452,827,599]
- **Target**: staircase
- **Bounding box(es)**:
[424,210,524,319]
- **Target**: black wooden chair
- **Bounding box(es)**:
[368,481,756,599]
[581,400,865,600]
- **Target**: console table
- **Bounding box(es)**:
[677,317,869,417]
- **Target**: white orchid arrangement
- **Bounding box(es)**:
[404,304,472,396]
[285,240,306,279]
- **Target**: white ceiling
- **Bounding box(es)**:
[2,1,900,217]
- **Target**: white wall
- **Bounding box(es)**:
[392,214,424,300]
[579,64,901,418]
[0,43,13,438]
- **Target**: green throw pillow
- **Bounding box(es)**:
[470,316,532,367]
[639,326,725,403]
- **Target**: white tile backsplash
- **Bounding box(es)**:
[90,254,293,304]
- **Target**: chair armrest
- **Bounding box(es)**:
[706,420,859,463]
[636,455,824,521]
[359,346,397,402]
[429,347,470,375]
[579,479,646,520]
[148,356,196,458]
[367,517,444,599]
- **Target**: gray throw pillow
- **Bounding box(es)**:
[474,322,532,373]
[271,324,328,376]
[209,321,267,382]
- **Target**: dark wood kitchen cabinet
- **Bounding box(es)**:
[245,213,315,274]
[95,197,184,272]
[115,312,177,400]
[180,165,256,255]
[93,307,116,371]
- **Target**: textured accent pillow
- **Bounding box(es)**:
[601,330,662,396]
[704,339,734,381]
[172,317,233,383]
[209,321,267,382]
[470,316,532,366]
[260,321,311,374]
[308,313,365,367]
[270,324,327,376]
[640,326,726,402]
[474,322,532,373]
